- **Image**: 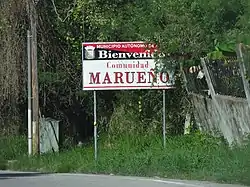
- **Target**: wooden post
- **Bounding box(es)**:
[236,43,250,109]
[180,61,193,135]
[180,62,190,94]
[200,58,216,97]
[28,0,40,155]
[200,58,234,145]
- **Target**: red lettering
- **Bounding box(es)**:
[89,71,169,86]
[160,72,169,83]
[114,72,124,83]
[102,72,112,84]
[137,72,146,83]
[107,62,111,68]
[148,69,156,83]
[125,72,135,84]
[89,72,100,84]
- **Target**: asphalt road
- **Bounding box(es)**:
[0,171,247,187]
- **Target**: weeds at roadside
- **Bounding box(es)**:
[1,133,250,186]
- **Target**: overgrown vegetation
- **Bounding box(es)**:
[1,134,250,185]
[0,136,27,170]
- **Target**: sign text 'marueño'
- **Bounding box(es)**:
[82,42,175,90]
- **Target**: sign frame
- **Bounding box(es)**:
[82,41,175,91]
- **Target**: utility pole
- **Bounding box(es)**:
[27,30,33,156]
[27,0,40,155]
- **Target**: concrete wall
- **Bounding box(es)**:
[40,118,60,154]
[191,93,250,145]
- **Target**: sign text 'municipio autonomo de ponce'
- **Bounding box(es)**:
[82,41,175,90]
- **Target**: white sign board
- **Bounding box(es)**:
[82,41,175,90]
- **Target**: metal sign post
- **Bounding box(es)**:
[93,90,97,160]
[163,89,166,148]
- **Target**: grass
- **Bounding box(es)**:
[1,133,250,186]
[0,136,27,169]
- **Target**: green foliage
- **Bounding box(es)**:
[131,0,248,56]
[207,42,236,60]
[4,134,250,185]
[39,72,67,85]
